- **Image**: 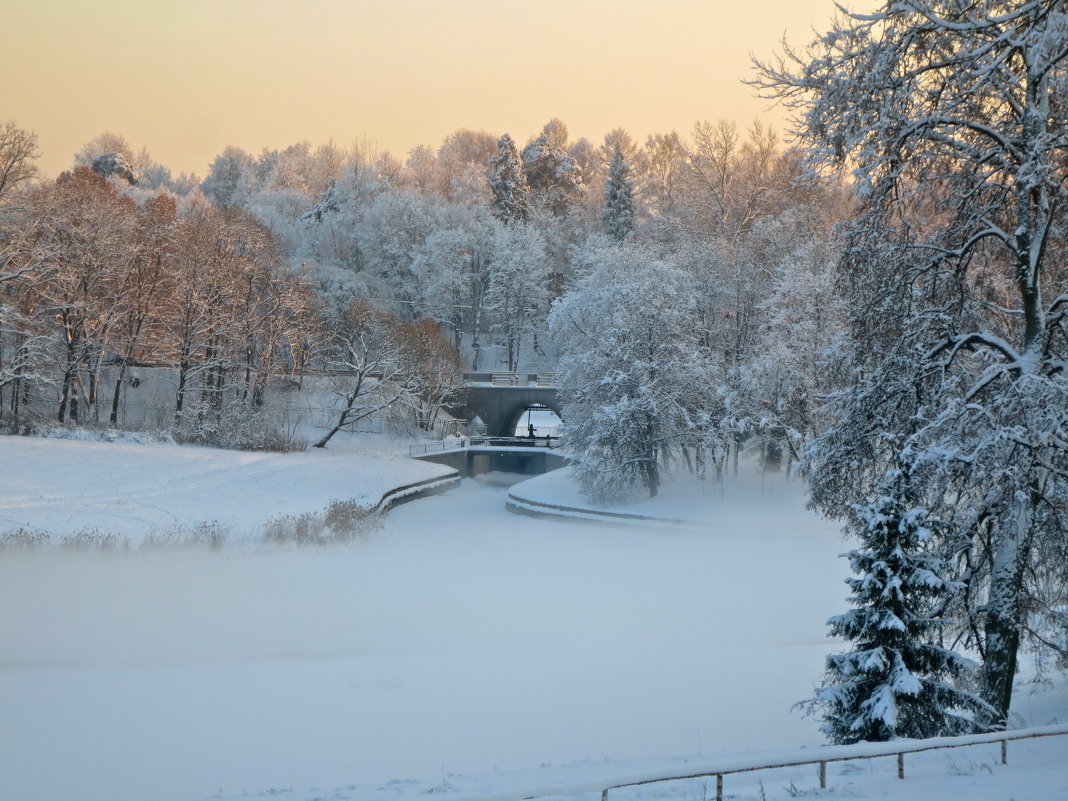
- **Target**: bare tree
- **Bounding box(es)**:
[313,299,410,448]
[0,121,40,204]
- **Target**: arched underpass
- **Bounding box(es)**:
[447,375,563,438]
[414,443,569,478]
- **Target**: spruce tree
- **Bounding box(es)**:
[521,119,584,216]
[809,469,992,743]
[488,133,530,224]
[600,141,634,240]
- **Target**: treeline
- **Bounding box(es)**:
[1,116,845,463]
[0,150,464,446]
[184,117,846,481]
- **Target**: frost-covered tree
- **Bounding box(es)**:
[355,189,439,311]
[412,210,494,367]
[313,299,410,449]
[810,469,992,743]
[489,134,530,224]
[550,245,712,500]
[201,146,254,208]
[0,121,39,203]
[90,152,137,185]
[600,141,635,241]
[522,119,585,216]
[486,222,552,371]
[395,317,466,432]
[757,1,1068,725]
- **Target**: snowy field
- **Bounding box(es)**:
[1,436,1066,801]
[0,434,453,544]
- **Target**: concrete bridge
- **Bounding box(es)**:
[412,437,569,478]
[447,372,562,437]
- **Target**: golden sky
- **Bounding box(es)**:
[5,0,855,178]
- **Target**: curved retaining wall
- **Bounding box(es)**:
[506,473,696,528]
[374,470,461,514]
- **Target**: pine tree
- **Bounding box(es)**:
[600,141,634,240]
[521,119,584,216]
[488,134,530,224]
[809,470,992,743]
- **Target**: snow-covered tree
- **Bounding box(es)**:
[395,317,466,432]
[355,189,439,311]
[313,299,410,449]
[486,222,552,371]
[489,133,530,224]
[201,146,254,208]
[0,121,39,203]
[600,140,635,241]
[522,119,585,216]
[809,469,992,743]
[757,1,1068,725]
[412,210,494,366]
[550,245,712,500]
[90,152,137,185]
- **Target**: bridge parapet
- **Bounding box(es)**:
[409,436,559,458]
[463,371,557,388]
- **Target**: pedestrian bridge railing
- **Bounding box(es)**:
[463,372,557,387]
[408,436,559,457]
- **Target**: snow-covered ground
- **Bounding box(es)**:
[0,437,1065,801]
[0,433,453,544]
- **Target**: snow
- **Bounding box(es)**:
[0,437,1065,801]
[508,465,787,526]
[0,434,454,544]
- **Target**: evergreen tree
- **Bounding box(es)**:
[600,141,634,240]
[488,134,530,224]
[521,119,584,216]
[809,470,992,743]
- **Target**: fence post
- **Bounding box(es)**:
[1001,739,1007,765]
[897,753,904,779]
[819,760,826,789]
[601,789,608,801]
[716,773,723,801]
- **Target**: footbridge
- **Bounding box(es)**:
[448,372,561,438]
[410,436,569,478]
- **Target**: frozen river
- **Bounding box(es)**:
[0,475,848,801]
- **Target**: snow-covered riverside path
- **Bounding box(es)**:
[0,437,849,801]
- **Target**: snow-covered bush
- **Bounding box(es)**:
[261,499,378,547]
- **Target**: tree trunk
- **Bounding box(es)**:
[981,482,1039,726]
[109,363,128,427]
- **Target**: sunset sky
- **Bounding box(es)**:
[5,1,857,178]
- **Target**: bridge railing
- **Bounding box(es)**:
[408,436,560,456]
[462,372,558,387]
[467,436,558,448]
[408,439,467,456]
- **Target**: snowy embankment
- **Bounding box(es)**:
[508,465,783,527]
[0,433,456,544]
[1,438,1065,801]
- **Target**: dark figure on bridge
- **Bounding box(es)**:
[527,423,536,438]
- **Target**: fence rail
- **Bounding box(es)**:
[589,724,1068,801]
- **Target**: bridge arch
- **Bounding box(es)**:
[447,378,562,438]
[502,402,563,439]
